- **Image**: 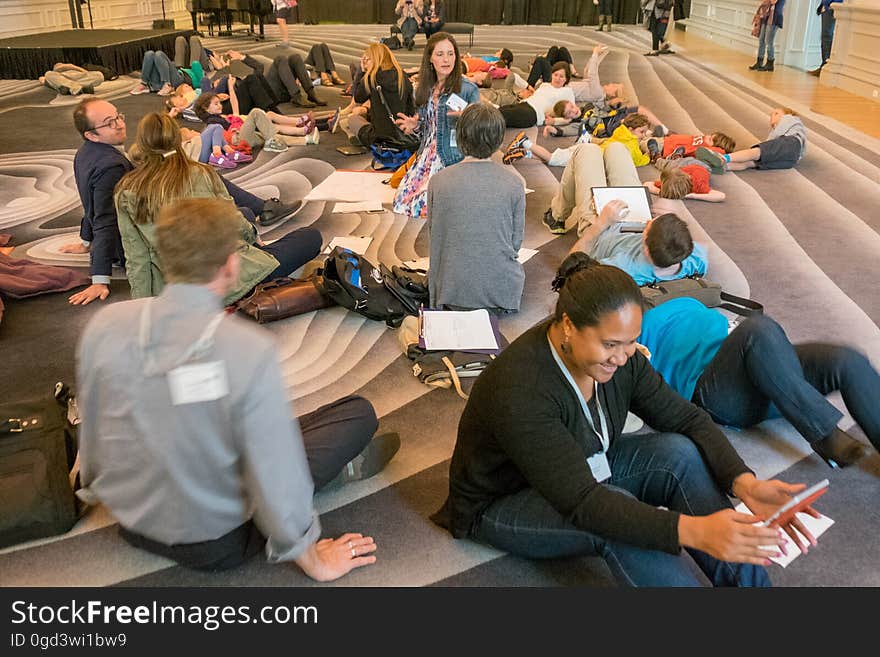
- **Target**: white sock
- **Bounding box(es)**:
[522,138,533,150]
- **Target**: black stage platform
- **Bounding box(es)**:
[0,28,195,80]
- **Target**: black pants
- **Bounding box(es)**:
[597,0,614,15]
[526,48,570,88]
[266,53,314,102]
[500,102,538,128]
[650,15,670,51]
[306,43,336,73]
[257,227,323,280]
[234,73,279,114]
[423,20,444,38]
[120,395,379,571]
[546,46,573,65]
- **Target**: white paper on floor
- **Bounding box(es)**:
[305,170,396,204]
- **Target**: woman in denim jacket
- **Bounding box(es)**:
[392,32,480,218]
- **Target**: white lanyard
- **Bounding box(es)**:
[548,334,611,452]
[139,299,227,372]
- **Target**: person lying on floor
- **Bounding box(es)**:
[39,63,104,96]
[62,98,299,306]
[306,42,347,87]
[524,45,581,88]
[113,112,321,305]
[461,48,514,77]
[432,251,817,587]
[639,298,877,470]
[427,103,525,313]
[569,200,707,286]
[193,92,301,154]
[644,157,726,202]
[497,62,578,129]
[76,196,400,576]
[130,49,204,97]
[225,50,327,108]
[697,107,806,174]
[644,130,736,164]
[343,43,415,148]
[466,70,526,108]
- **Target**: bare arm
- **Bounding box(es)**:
[228,75,240,116]
[686,189,726,202]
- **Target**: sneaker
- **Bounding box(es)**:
[130,83,150,95]
[652,124,668,138]
[542,208,568,234]
[502,146,526,165]
[324,433,401,488]
[257,198,302,227]
[667,145,686,160]
[80,84,95,95]
[645,50,660,57]
[263,137,289,153]
[230,151,253,163]
[576,123,592,144]
[208,154,237,169]
[695,146,726,174]
[504,130,528,153]
[304,127,320,145]
[327,107,341,134]
[646,138,661,162]
[157,82,174,96]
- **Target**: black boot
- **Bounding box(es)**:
[760,58,774,71]
[749,57,764,70]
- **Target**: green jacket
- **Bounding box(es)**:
[115,169,278,305]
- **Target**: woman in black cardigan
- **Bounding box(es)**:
[435,230,822,586]
[343,43,416,149]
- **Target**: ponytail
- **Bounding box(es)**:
[552,253,642,327]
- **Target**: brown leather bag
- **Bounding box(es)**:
[237,276,335,323]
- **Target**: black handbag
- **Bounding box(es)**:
[0,384,80,549]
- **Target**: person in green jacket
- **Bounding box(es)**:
[114,112,321,305]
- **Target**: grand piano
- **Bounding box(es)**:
[189,0,274,40]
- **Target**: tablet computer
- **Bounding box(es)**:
[591,186,652,223]
[763,479,829,527]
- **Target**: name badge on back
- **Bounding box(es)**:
[587,451,612,483]
[167,361,229,406]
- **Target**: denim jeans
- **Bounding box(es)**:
[471,432,770,587]
[141,51,185,91]
[198,124,225,163]
[757,22,779,61]
[820,8,836,64]
[693,315,880,450]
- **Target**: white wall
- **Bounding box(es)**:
[682,0,824,71]
[0,0,191,39]
[820,1,880,101]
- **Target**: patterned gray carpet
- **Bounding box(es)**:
[1,24,878,587]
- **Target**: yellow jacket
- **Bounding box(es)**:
[601,124,650,167]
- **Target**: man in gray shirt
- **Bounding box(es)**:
[77,197,398,579]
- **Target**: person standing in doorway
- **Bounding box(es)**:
[809,0,842,76]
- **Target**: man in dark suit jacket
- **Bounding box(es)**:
[64,98,301,305]
[63,98,133,306]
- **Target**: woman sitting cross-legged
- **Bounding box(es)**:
[427,103,525,313]
[343,43,415,148]
[432,250,824,587]
[639,298,877,469]
[114,112,322,306]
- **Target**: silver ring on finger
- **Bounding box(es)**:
[351,547,356,557]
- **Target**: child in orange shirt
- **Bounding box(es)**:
[645,131,736,163]
[644,157,726,202]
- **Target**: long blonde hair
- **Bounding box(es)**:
[115,112,226,225]
[364,43,406,96]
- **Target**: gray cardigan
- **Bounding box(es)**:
[427,160,525,311]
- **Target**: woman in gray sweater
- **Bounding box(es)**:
[426,103,525,312]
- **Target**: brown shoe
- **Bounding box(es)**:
[320,72,332,87]
[330,70,345,86]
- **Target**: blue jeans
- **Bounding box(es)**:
[141,51,185,91]
[198,124,226,163]
[471,432,770,587]
[757,22,779,61]
[820,8,836,64]
[257,227,323,280]
[693,315,880,451]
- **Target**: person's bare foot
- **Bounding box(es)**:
[58,242,90,254]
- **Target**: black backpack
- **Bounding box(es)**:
[317,247,412,328]
[381,264,429,316]
[381,35,401,51]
